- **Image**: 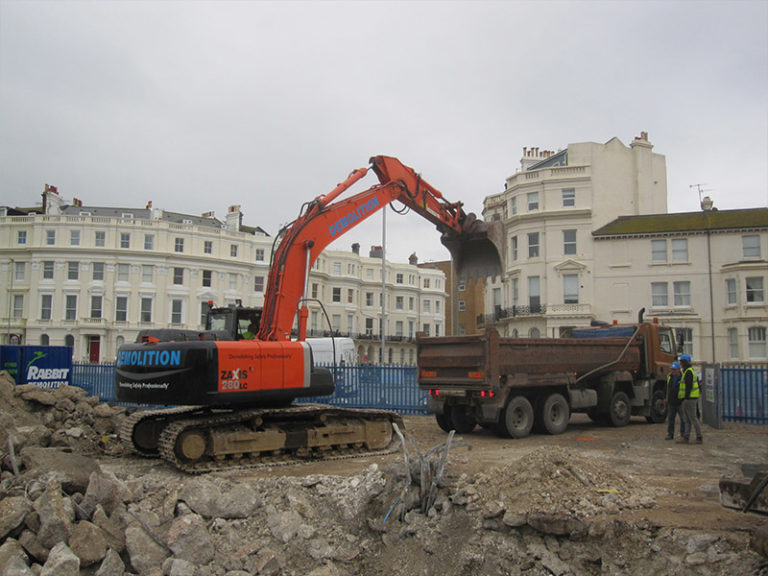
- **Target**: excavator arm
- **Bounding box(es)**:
[257,155,503,342]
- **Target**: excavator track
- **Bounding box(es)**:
[127,404,404,473]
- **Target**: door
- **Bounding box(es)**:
[88,336,100,363]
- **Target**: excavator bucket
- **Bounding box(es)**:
[441,215,504,279]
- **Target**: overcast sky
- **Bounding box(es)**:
[1,1,766,264]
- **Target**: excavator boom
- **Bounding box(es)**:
[258,155,503,342]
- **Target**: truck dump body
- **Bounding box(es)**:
[418,328,641,389]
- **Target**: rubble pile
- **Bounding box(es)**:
[0,370,763,576]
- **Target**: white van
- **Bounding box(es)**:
[305,337,356,366]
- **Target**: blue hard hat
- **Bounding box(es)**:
[679,354,691,363]
[670,361,680,370]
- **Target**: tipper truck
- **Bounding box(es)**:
[417,311,678,438]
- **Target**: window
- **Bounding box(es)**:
[511,236,518,261]
[528,232,539,258]
[366,292,374,306]
[43,261,54,280]
[673,281,691,307]
[255,248,265,261]
[17,230,27,245]
[120,233,130,249]
[396,273,403,284]
[144,234,154,250]
[46,230,55,245]
[422,323,431,337]
[563,274,579,304]
[67,262,79,281]
[40,295,52,320]
[651,239,667,262]
[332,287,341,302]
[671,239,688,261]
[204,241,213,254]
[108,263,125,283]
[728,328,739,360]
[230,244,238,257]
[200,302,209,325]
[563,230,577,255]
[254,276,265,292]
[68,230,80,246]
[65,295,78,321]
[229,273,237,290]
[746,277,765,303]
[90,296,103,319]
[458,300,467,312]
[529,327,540,338]
[528,276,540,310]
[175,238,184,253]
[458,281,465,291]
[562,188,575,207]
[116,297,128,322]
[395,296,404,310]
[141,298,153,323]
[366,318,374,336]
[726,278,737,305]
[92,262,104,281]
[512,277,519,307]
[311,283,319,299]
[12,295,23,318]
[748,327,767,359]
[743,235,761,258]
[142,265,153,283]
[395,321,404,337]
[202,270,212,287]
[332,262,342,276]
[347,289,354,303]
[423,300,431,313]
[409,296,415,311]
[510,197,517,215]
[332,314,341,332]
[424,279,430,289]
[436,300,441,314]
[173,267,184,285]
[171,299,183,324]
[527,192,539,211]
[95,231,105,247]
[651,282,668,307]
[14,261,25,281]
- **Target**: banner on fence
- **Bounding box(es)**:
[0,346,73,388]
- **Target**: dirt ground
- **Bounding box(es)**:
[213,414,768,535]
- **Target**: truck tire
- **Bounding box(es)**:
[540,393,570,435]
[435,411,454,433]
[502,396,534,439]
[449,405,477,433]
[645,389,667,424]
[608,391,631,427]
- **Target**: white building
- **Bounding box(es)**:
[592,205,768,363]
[482,132,667,338]
[1,187,445,364]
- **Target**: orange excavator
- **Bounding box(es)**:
[116,156,502,472]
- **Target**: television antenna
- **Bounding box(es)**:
[689,183,711,204]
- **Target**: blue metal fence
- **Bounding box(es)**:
[721,364,768,425]
[70,363,429,415]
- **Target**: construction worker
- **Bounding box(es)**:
[242,323,257,340]
[665,361,686,440]
[676,354,703,443]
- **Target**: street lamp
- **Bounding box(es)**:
[7,258,15,344]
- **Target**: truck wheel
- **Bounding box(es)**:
[435,411,454,433]
[502,396,534,439]
[608,391,631,427]
[540,393,570,435]
[645,389,667,424]
[449,405,477,434]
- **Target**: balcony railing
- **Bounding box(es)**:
[478,303,592,326]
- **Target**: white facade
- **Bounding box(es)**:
[592,207,768,363]
[482,132,668,338]
[307,247,446,365]
[0,189,445,364]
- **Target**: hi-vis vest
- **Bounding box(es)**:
[678,367,700,399]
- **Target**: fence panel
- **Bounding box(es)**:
[71,363,429,415]
[720,364,768,425]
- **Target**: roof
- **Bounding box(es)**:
[593,208,768,237]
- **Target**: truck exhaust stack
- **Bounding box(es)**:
[441,215,504,279]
